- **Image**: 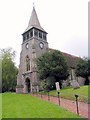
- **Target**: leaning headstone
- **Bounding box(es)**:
[70,80,80,89]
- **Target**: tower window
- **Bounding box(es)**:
[27,33,29,39]
[34,29,38,37]
[26,55,30,71]
[30,30,33,37]
[39,31,42,38]
[23,36,26,41]
[43,33,46,40]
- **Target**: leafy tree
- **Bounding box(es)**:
[0,48,18,92]
[40,80,49,91]
[36,50,69,89]
[75,58,90,85]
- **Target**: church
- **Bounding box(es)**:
[16,6,85,94]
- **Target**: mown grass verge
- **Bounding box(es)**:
[40,85,89,103]
[2,93,81,118]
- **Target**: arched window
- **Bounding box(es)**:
[26,55,30,71]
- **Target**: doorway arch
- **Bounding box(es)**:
[25,78,30,93]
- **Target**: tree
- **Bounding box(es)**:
[36,50,69,89]
[75,58,90,85]
[0,48,18,92]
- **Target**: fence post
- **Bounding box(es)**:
[48,90,50,101]
[58,91,60,106]
[75,94,79,115]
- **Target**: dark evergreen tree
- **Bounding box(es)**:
[75,58,90,85]
[36,50,69,89]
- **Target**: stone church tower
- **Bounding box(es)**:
[16,6,48,93]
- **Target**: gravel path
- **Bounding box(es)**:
[32,94,90,119]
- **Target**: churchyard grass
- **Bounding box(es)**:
[0,93,2,119]
[2,93,81,118]
[41,85,89,103]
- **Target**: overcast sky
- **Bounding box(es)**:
[0,0,88,66]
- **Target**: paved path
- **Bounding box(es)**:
[32,94,90,119]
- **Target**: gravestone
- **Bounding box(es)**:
[62,80,70,88]
[55,82,60,91]
[70,80,80,89]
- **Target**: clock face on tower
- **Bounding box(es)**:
[39,42,44,49]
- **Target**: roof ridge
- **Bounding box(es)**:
[49,48,79,58]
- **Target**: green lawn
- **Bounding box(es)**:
[0,94,2,119]
[2,93,80,118]
[41,85,89,103]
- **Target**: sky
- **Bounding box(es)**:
[0,0,88,66]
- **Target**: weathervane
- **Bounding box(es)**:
[33,2,35,8]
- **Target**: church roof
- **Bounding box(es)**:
[49,48,80,68]
[24,7,47,33]
[62,52,80,68]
